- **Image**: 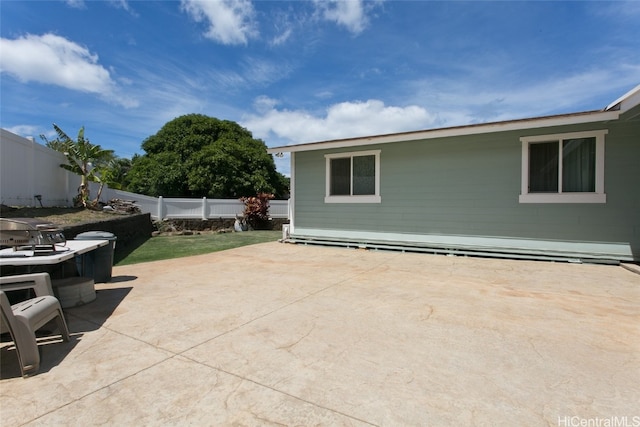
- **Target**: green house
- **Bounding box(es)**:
[268,85,640,262]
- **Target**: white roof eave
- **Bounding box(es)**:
[268,109,620,154]
[605,83,640,112]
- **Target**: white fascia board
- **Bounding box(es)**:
[605,83,640,112]
[267,110,620,154]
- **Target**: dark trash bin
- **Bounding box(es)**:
[75,231,117,283]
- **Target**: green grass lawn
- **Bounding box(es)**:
[116,230,281,266]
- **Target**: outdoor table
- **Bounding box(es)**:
[0,240,108,267]
[0,240,109,307]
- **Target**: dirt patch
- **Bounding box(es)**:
[0,205,128,227]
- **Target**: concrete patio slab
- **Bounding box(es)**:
[1,242,639,426]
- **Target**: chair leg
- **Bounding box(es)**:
[55,309,70,342]
[9,320,41,377]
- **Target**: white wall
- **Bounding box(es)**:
[0,129,78,207]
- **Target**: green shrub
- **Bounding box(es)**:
[240,193,274,229]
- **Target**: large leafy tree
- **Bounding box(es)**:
[42,124,115,208]
[127,114,288,198]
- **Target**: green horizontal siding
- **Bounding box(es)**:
[293,117,640,259]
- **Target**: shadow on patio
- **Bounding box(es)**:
[1,283,132,380]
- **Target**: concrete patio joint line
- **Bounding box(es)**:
[65,311,183,355]
[180,356,379,427]
[18,353,183,426]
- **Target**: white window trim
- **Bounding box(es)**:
[519,130,607,204]
[324,150,381,203]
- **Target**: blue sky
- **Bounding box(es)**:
[1,0,639,176]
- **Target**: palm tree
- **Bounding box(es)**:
[42,124,115,208]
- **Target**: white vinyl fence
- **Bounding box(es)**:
[101,188,289,220]
[1,129,289,220]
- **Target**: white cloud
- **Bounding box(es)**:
[3,125,41,139]
[590,0,640,21]
[241,57,293,85]
[314,0,377,34]
[109,0,137,16]
[505,71,634,113]
[0,33,137,108]
[181,0,257,45]
[243,97,435,145]
[315,90,334,100]
[203,57,293,91]
[270,28,292,46]
[65,0,85,9]
[244,64,640,150]
[253,95,279,113]
[404,66,640,127]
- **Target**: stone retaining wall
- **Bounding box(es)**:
[155,217,288,233]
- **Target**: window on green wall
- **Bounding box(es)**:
[520,130,606,203]
[325,150,381,203]
[329,157,351,195]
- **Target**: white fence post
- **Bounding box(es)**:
[158,196,164,220]
[202,197,208,220]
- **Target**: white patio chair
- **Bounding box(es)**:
[0,289,70,377]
